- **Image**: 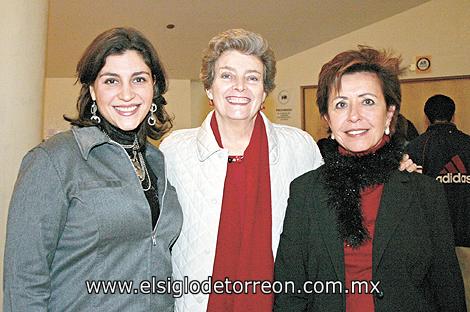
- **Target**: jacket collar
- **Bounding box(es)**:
[72,126,167,197]
[195,111,279,164]
[316,169,412,280]
[427,122,457,132]
[72,126,109,160]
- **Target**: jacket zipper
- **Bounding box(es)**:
[108,140,165,246]
[152,174,167,246]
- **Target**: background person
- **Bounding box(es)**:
[274,46,466,311]
[394,113,419,146]
[160,29,324,312]
[407,94,470,308]
[3,27,182,311]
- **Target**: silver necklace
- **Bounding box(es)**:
[107,135,152,191]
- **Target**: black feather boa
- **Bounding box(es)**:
[321,137,403,247]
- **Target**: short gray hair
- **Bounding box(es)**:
[200,28,276,94]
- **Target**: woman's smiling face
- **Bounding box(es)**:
[324,71,395,152]
[90,50,154,131]
[207,50,266,124]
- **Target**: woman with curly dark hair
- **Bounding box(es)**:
[4,27,182,311]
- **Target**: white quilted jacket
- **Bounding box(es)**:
[160,111,323,311]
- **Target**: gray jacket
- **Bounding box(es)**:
[4,126,183,311]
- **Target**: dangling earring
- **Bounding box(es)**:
[90,101,101,123]
[148,103,157,126]
[330,133,335,140]
[260,104,266,111]
[385,126,390,135]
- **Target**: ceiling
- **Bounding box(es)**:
[47,0,430,80]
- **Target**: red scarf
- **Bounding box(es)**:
[207,113,273,312]
[339,135,389,312]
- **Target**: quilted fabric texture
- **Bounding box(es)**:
[160,112,323,311]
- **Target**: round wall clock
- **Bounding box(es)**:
[416,57,431,71]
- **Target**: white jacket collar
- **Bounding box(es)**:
[196,111,279,164]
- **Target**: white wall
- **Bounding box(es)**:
[271,0,470,128]
[191,80,212,127]
[1,1,48,309]
[164,79,192,131]
[43,78,79,138]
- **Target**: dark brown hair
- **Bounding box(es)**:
[200,28,276,94]
[316,46,404,130]
[64,27,172,139]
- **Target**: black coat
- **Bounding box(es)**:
[274,167,466,312]
[407,123,470,247]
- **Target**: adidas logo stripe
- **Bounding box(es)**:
[436,155,470,184]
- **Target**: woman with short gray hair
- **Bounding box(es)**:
[160,28,323,312]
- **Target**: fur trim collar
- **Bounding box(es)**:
[322,137,403,247]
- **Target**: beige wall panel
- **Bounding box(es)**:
[275,0,470,129]
[0,1,48,309]
[303,87,328,141]
[400,77,470,134]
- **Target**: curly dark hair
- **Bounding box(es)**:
[64,27,172,139]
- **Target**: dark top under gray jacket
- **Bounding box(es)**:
[3,126,183,311]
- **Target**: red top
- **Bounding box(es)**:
[341,135,389,312]
[344,185,383,312]
[207,113,273,312]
